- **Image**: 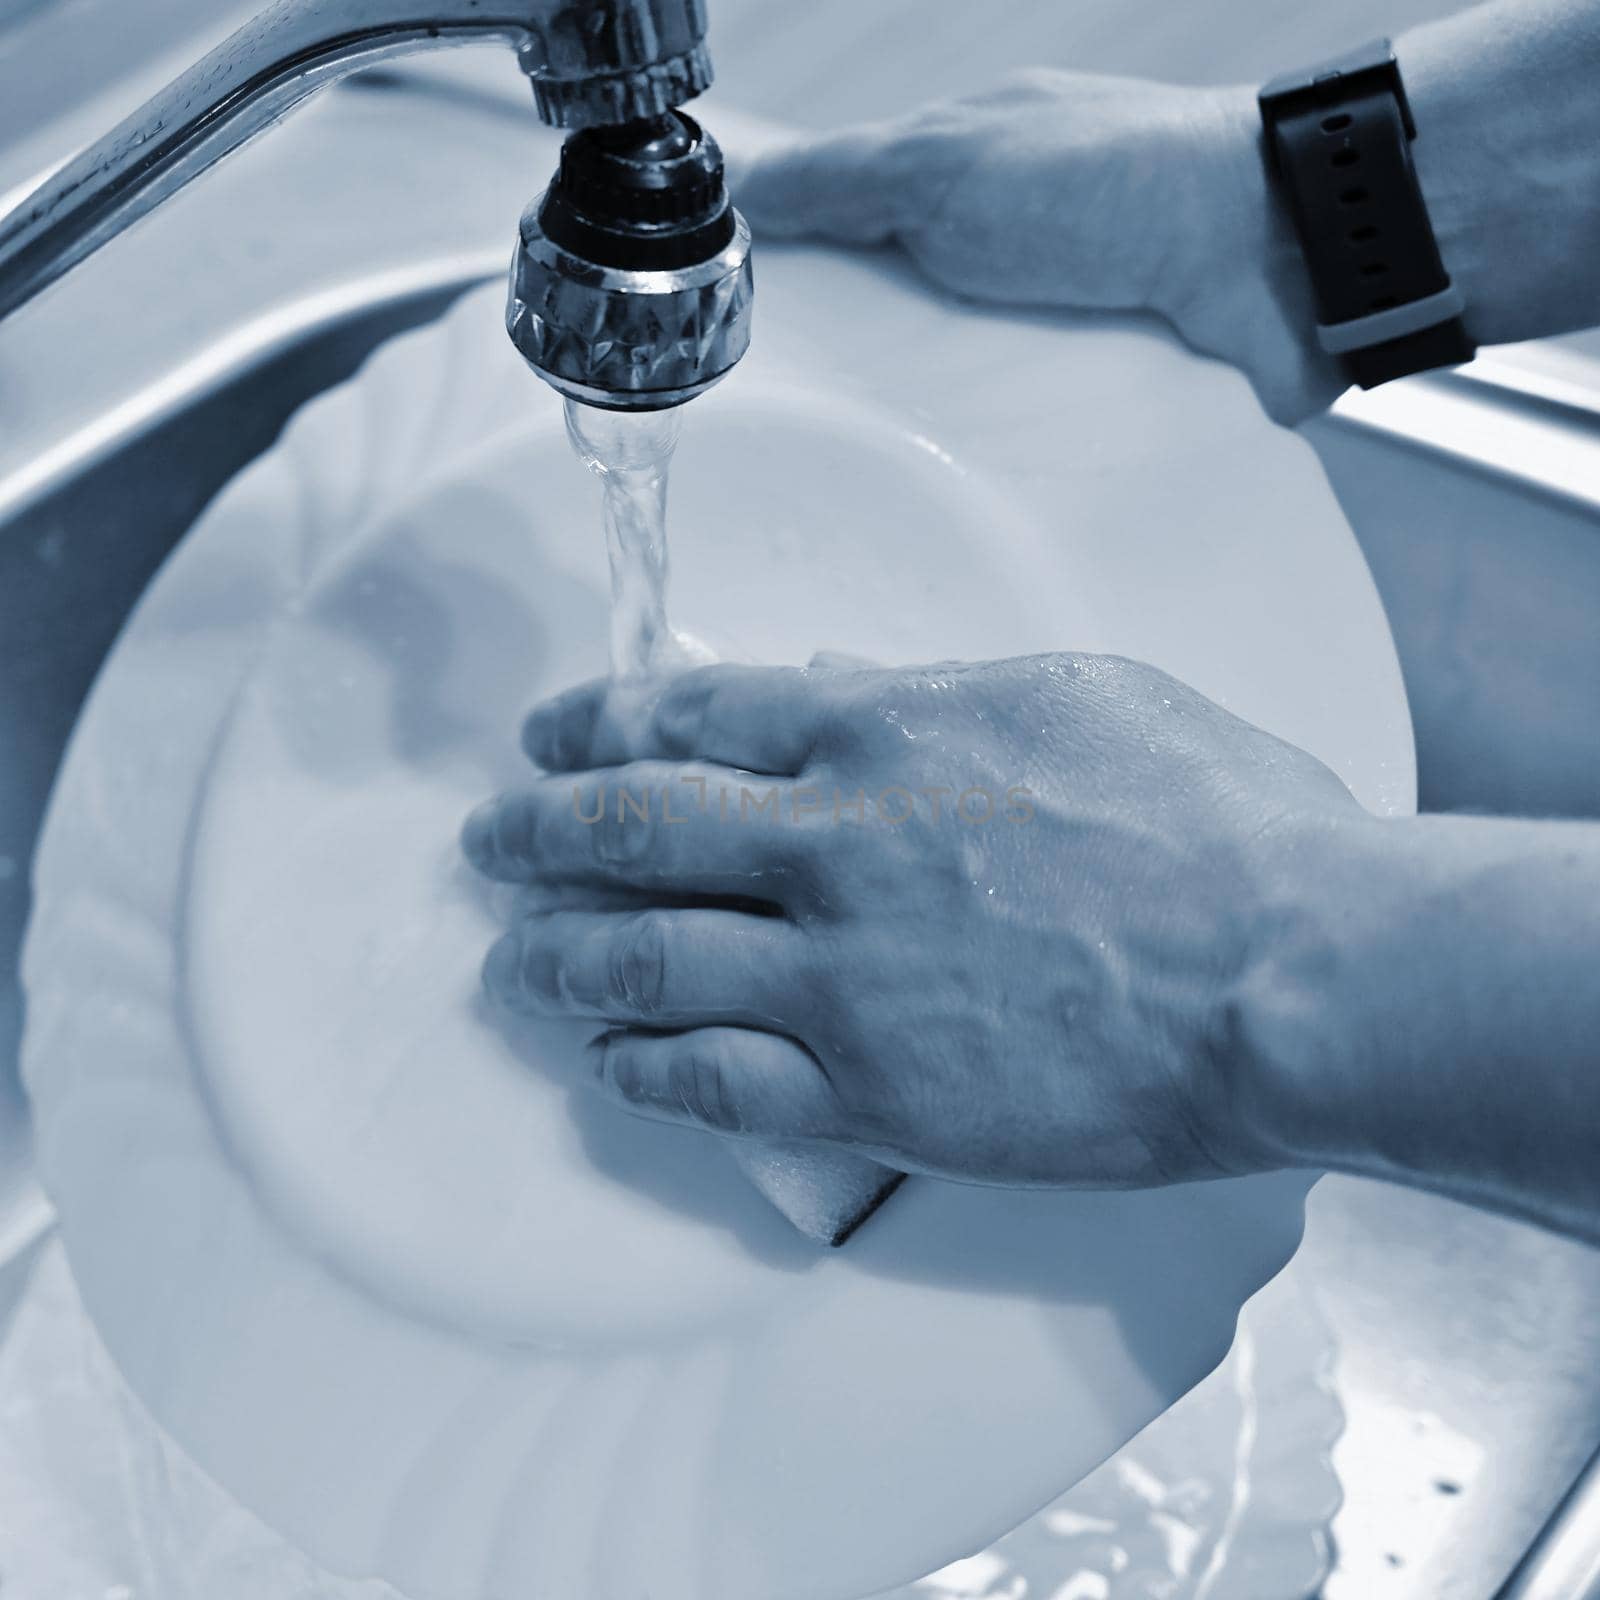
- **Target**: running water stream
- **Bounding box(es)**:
[564,398,710,680]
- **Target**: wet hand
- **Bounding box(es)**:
[727,72,1344,425]
[462,654,1363,1190]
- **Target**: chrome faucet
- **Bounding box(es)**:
[0,0,752,409]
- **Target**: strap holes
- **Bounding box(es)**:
[1360,261,1389,277]
[1322,113,1353,132]
[1331,147,1361,167]
[1339,186,1370,205]
[1349,225,1380,243]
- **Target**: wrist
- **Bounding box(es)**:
[1232,809,1600,1235]
[1219,807,1397,1178]
[1151,85,1345,425]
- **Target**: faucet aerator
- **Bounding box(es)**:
[507,111,754,412]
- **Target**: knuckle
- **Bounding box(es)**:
[489,794,539,869]
[551,695,598,766]
[591,795,653,867]
[667,1040,740,1132]
[803,690,861,764]
[515,933,562,1007]
[609,913,668,1015]
[600,1037,645,1102]
[651,671,714,752]
[489,926,557,1011]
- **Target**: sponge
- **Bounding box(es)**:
[731,1143,905,1247]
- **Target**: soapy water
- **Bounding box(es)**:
[564,399,713,680]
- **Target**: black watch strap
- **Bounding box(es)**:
[1259,39,1473,388]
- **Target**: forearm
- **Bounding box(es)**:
[1403,0,1600,349]
[1164,0,1600,422]
[1243,812,1600,1240]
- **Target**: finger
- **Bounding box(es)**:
[523,664,838,776]
[484,910,808,1029]
[462,762,820,895]
[519,685,595,772]
[733,119,945,243]
[588,1025,843,1140]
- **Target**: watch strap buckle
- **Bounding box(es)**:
[1316,281,1466,354]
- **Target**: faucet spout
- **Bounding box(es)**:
[0,0,710,323]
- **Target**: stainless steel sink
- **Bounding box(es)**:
[1,37,1598,1600]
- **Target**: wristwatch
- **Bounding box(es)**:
[1258,38,1474,388]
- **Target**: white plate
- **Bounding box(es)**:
[22,254,1411,1600]
[0,1235,1339,1600]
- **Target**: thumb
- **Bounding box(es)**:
[587,1026,843,1140]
